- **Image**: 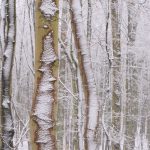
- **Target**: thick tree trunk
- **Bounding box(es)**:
[70,0,99,149]
[11,0,35,149]
[31,0,59,150]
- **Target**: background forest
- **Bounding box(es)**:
[0,0,150,150]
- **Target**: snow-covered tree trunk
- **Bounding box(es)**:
[70,0,99,149]
[0,0,149,149]
[57,0,81,148]
[0,0,6,53]
[1,0,15,149]
[11,0,35,149]
[32,0,58,149]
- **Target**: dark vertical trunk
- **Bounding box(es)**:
[111,0,121,149]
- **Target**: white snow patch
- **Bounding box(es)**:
[18,140,29,150]
[34,32,57,150]
[41,33,57,63]
[40,0,58,19]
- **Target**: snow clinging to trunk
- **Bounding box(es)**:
[70,0,99,149]
[33,33,57,150]
[33,0,58,149]
[40,0,58,19]
[2,0,15,149]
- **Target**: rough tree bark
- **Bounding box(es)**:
[11,0,35,149]
[31,0,59,150]
[1,0,15,149]
[70,0,99,149]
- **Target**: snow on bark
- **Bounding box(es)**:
[134,127,149,150]
[70,0,99,149]
[33,0,58,148]
[40,0,58,19]
[18,140,29,150]
[0,0,6,52]
[1,0,15,149]
[142,134,149,150]
[12,0,35,148]
[33,33,57,150]
[41,34,57,63]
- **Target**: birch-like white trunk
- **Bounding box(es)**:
[11,0,35,149]
[70,0,99,149]
[1,0,15,149]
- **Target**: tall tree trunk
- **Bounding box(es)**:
[31,0,59,149]
[70,0,99,149]
[111,0,121,149]
[125,0,138,149]
[11,0,35,149]
[1,0,15,149]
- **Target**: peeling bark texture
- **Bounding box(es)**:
[70,0,99,149]
[33,33,57,150]
[32,0,58,149]
[1,0,15,149]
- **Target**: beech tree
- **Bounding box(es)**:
[31,0,58,150]
[0,0,150,150]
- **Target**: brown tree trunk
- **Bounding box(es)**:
[31,0,59,149]
[70,0,99,149]
[111,0,121,149]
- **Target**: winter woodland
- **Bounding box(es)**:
[0,0,150,150]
